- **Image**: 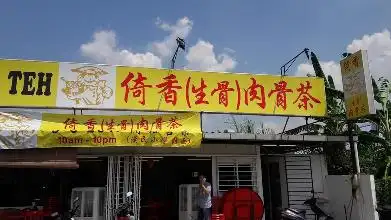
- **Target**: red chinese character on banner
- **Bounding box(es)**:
[244,78,266,109]
[121,72,152,105]
[137,117,149,130]
[268,81,293,110]
[172,137,178,145]
[118,119,132,131]
[64,118,78,133]
[185,77,209,108]
[192,78,209,105]
[293,81,321,110]
[131,135,138,143]
[85,118,97,132]
[140,135,146,143]
[156,74,182,105]
[105,119,115,132]
[211,81,234,107]
[153,117,164,130]
[168,117,182,129]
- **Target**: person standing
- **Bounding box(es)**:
[198,175,212,220]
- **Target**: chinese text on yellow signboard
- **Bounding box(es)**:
[0,111,201,149]
[340,50,375,119]
[0,59,327,117]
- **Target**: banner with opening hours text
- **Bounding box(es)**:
[0,59,326,116]
[0,111,201,149]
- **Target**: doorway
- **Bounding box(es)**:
[140,156,212,220]
[0,157,107,220]
[261,156,284,220]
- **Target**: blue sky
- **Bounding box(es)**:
[1,0,390,132]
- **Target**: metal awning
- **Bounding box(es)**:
[0,148,79,168]
[74,133,354,156]
[202,133,356,144]
[202,133,355,154]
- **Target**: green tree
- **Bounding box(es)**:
[359,77,391,205]
[284,52,351,174]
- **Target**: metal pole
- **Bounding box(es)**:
[348,120,361,174]
[280,48,310,134]
[171,46,180,69]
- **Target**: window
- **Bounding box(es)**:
[179,186,187,211]
[191,186,199,211]
[84,191,94,217]
[217,157,257,194]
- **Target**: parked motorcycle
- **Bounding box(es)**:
[115,191,135,220]
[50,197,80,220]
[281,208,306,220]
[303,191,333,220]
[281,190,333,220]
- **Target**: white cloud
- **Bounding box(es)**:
[152,17,193,57]
[347,29,391,81]
[223,47,236,54]
[80,30,162,68]
[296,61,343,90]
[296,29,391,91]
[80,17,236,72]
[185,40,237,72]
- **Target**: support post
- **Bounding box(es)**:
[348,120,361,174]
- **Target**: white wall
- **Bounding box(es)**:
[325,175,379,220]
[311,155,328,198]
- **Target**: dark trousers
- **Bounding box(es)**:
[198,207,211,220]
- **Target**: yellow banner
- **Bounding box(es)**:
[0,59,327,116]
[37,112,201,148]
[116,67,326,116]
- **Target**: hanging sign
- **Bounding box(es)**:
[340,50,376,119]
[0,111,202,149]
[0,59,326,116]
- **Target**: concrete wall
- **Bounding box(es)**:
[325,175,379,220]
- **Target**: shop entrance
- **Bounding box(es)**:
[140,156,212,220]
[0,157,107,220]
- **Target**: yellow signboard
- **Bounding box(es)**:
[0,59,327,117]
[37,112,202,148]
[340,50,375,119]
[116,67,326,116]
[0,60,59,107]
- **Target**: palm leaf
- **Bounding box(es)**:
[326,88,345,101]
[310,52,329,87]
[328,75,336,89]
[372,77,382,104]
[359,131,389,146]
[378,77,390,106]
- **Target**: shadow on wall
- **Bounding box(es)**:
[325,175,378,220]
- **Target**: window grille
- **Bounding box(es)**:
[217,157,257,195]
